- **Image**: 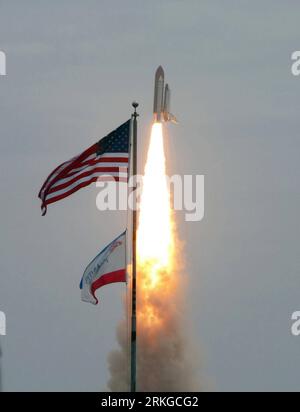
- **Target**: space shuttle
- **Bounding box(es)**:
[153,66,178,124]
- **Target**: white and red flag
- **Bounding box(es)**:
[80,231,127,305]
[38,120,130,215]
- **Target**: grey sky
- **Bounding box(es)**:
[0,0,300,391]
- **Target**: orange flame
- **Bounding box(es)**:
[137,123,175,329]
[108,123,200,392]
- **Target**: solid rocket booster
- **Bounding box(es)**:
[153,66,177,123]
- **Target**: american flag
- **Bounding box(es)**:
[39,120,130,215]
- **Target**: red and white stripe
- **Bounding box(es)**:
[39,144,128,215]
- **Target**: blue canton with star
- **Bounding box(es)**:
[97,120,130,155]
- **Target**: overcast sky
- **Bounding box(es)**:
[0,0,300,391]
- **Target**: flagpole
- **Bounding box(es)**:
[130,101,138,392]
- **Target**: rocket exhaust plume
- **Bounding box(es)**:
[108,123,200,391]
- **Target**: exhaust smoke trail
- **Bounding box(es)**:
[108,123,200,391]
